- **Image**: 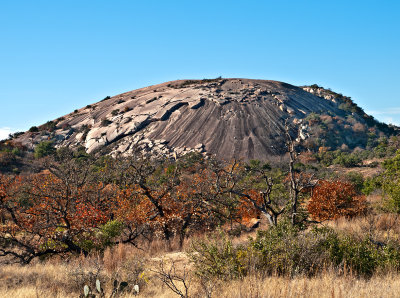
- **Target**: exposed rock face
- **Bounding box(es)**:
[15,78,362,160]
[302,86,339,103]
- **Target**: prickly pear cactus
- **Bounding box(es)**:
[83,285,90,297]
[96,279,102,293]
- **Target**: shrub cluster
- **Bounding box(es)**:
[190,223,400,279]
[316,150,362,167]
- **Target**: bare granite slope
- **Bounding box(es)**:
[15,78,351,160]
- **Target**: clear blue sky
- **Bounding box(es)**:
[1,0,399,139]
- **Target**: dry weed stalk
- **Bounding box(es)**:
[151,259,190,298]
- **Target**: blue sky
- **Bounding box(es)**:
[1,0,399,139]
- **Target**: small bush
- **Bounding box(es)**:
[98,220,124,248]
[189,230,248,280]
[79,125,91,141]
[11,147,20,156]
[362,176,382,195]
[318,229,400,277]
[381,152,400,212]
[101,119,112,127]
[345,172,364,193]
[29,126,39,133]
[41,121,56,132]
[249,221,317,276]
[8,132,24,139]
[333,152,362,167]
[111,109,120,116]
[34,141,56,159]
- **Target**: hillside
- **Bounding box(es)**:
[9,78,399,161]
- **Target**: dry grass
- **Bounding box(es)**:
[0,262,79,297]
[3,261,400,298]
[211,273,400,298]
[0,244,147,297]
[324,211,400,244]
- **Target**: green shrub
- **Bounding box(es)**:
[11,147,21,156]
[316,150,362,167]
[41,121,56,132]
[189,223,400,280]
[29,126,39,133]
[345,172,364,193]
[250,221,313,276]
[320,231,379,277]
[99,220,124,248]
[8,131,24,139]
[333,152,362,167]
[362,176,382,195]
[34,141,56,159]
[315,150,335,166]
[189,230,248,280]
[381,152,400,212]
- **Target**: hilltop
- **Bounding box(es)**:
[7,78,399,161]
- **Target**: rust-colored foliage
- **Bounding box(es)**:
[111,164,227,245]
[238,189,261,223]
[0,172,118,262]
[0,155,286,262]
[307,180,367,221]
[24,173,113,232]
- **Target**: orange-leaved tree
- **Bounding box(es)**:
[113,153,235,248]
[307,180,367,221]
[0,147,122,263]
[0,172,116,263]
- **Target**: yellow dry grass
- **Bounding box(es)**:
[2,262,400,298]
[212,273,400,298]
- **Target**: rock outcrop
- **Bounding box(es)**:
[14,78,394,160]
